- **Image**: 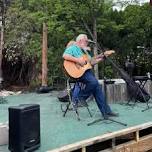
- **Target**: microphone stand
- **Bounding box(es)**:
[88,67,127,127]
[82,17,127,126]
[87,42,127,127]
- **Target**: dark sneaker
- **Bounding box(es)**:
[107,112,119,117]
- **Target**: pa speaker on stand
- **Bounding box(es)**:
[8,104,40,152]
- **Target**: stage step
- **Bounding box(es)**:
[0,122,8,145]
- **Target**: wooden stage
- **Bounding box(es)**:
[0,91,152,152]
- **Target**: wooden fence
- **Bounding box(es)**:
[99,79,152,103]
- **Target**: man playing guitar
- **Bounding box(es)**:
[63,34,118,119]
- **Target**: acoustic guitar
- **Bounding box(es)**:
[63,50,115,78]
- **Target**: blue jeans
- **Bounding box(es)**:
[72,69,112,116]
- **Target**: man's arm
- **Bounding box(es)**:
[90,50,114,65]
[63,54,86,66]
[90,56,104,65]
[63,54,79,63]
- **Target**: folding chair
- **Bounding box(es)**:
[60,77,92,121]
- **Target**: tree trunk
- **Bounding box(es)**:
[0,3,4,85]
[93,18,99,79]
[0,25,3,83]
[41,23,48,86]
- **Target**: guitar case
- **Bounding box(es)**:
[107,57,150,103]
[36,86,53,93]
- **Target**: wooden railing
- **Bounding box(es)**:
[47,122,152,152]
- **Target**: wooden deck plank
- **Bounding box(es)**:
[47,122,152,152]
[114,135,152,152]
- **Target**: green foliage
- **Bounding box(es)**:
[3,0,152,87]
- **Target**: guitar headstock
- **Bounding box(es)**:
[104,50,115,56]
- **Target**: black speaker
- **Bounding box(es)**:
[8,104,40,152]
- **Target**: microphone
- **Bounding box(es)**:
[88,39,96,44]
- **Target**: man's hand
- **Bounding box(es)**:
[91,57,103,65]
[77,57,87,66]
